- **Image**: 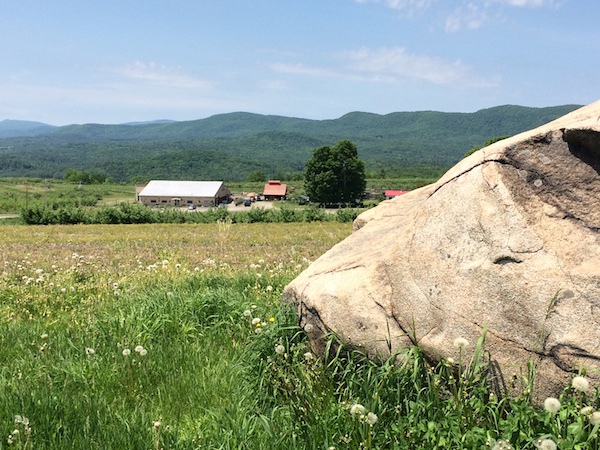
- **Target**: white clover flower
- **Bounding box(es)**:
[366,412,378,425]
[453,337,469,349]
[275,344,285,355]
[153,420,161,430]
[350,404,367,417]
[122,348,131,356]
[304,352,315,361]
[572,376,589,392]
[535,438,557,450]
[86,347,95,356]
[251,318,261,325]
[446,357,455,365]
[543,397,561,413]
[590,411,600,425]
[40,333,49,340]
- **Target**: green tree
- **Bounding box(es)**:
[247,170,267,182]
[464,135,509,158]
[304,140,366,205]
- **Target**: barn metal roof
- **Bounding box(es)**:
[138,180,225,197]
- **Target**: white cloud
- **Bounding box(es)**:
[343,47,496,87]
[495,0,553,6]
[269,63,339,78]
[355,0,436,16]
[445,3,488,33]
[111,61,214,90]
[270,47,498,89]
[358,0,560,32]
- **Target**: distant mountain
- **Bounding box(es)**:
[0,119,57,138]
[0,104,582,182]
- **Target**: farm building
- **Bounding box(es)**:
[384,190,410,200]
[262,180,287,201]
[136,180,231,207]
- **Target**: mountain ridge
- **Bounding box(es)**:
[0,104,583,181]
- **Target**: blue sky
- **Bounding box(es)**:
[1,0,598,125]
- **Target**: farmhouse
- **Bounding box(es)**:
[136,180,231,207]
[384,189,410,200]
[262,180,287,201]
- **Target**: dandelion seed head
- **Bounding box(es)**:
[153,420,161,430]
[243,310,252,317]
[543,397,561,413]
[251,318,261,325]
[366,412,378,425]
[139,348,148,356]
[580,406,594,416]
[453,337,469,349]
[535,438,557,450]
[266,285,273,291]
[304,352,315,361]
[122,349,131,356]
[591,411,600,425]
[572,375,589,392]
[86,347,95,355]
[40,333,48,340]
[135,345,144,353]
[491,439,514,450]
[350,404,367,416]
[275,344,285,355]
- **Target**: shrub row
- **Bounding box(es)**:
[21,203,362,225]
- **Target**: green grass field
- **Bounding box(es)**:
[1,222,598,449]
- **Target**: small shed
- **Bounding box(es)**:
[263,180,287,201]
[384,190,410,200]
[137,180,231,207]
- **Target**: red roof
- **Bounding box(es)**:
[263,180,287,196]
[385,190,410,197]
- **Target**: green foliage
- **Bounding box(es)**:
[464,135,510,158]
[0,105,580,182]
[20,203,362,225]
[64,168,107,184]
[247,170,267,182]
[304,140,367,205]
[2,223,600,449]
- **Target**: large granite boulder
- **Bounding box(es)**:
[283,100,600,401]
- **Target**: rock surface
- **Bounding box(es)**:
[283,100,600,401]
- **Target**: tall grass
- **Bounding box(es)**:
[0,223,598,449]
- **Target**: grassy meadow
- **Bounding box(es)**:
[1,222,599,449]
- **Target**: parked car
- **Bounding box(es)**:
[188,204,196,210]
[243,199,252,207]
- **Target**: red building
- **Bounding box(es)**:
[384,190,410,200]
[263,180,287,201]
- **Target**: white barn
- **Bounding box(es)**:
[136,180,231,207]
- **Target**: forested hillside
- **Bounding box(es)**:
[0,104,581,181]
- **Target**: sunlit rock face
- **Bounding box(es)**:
[283,100,600,403]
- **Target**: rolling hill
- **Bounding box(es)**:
[0,104,581,182]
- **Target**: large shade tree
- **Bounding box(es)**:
[304,140,366,205]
